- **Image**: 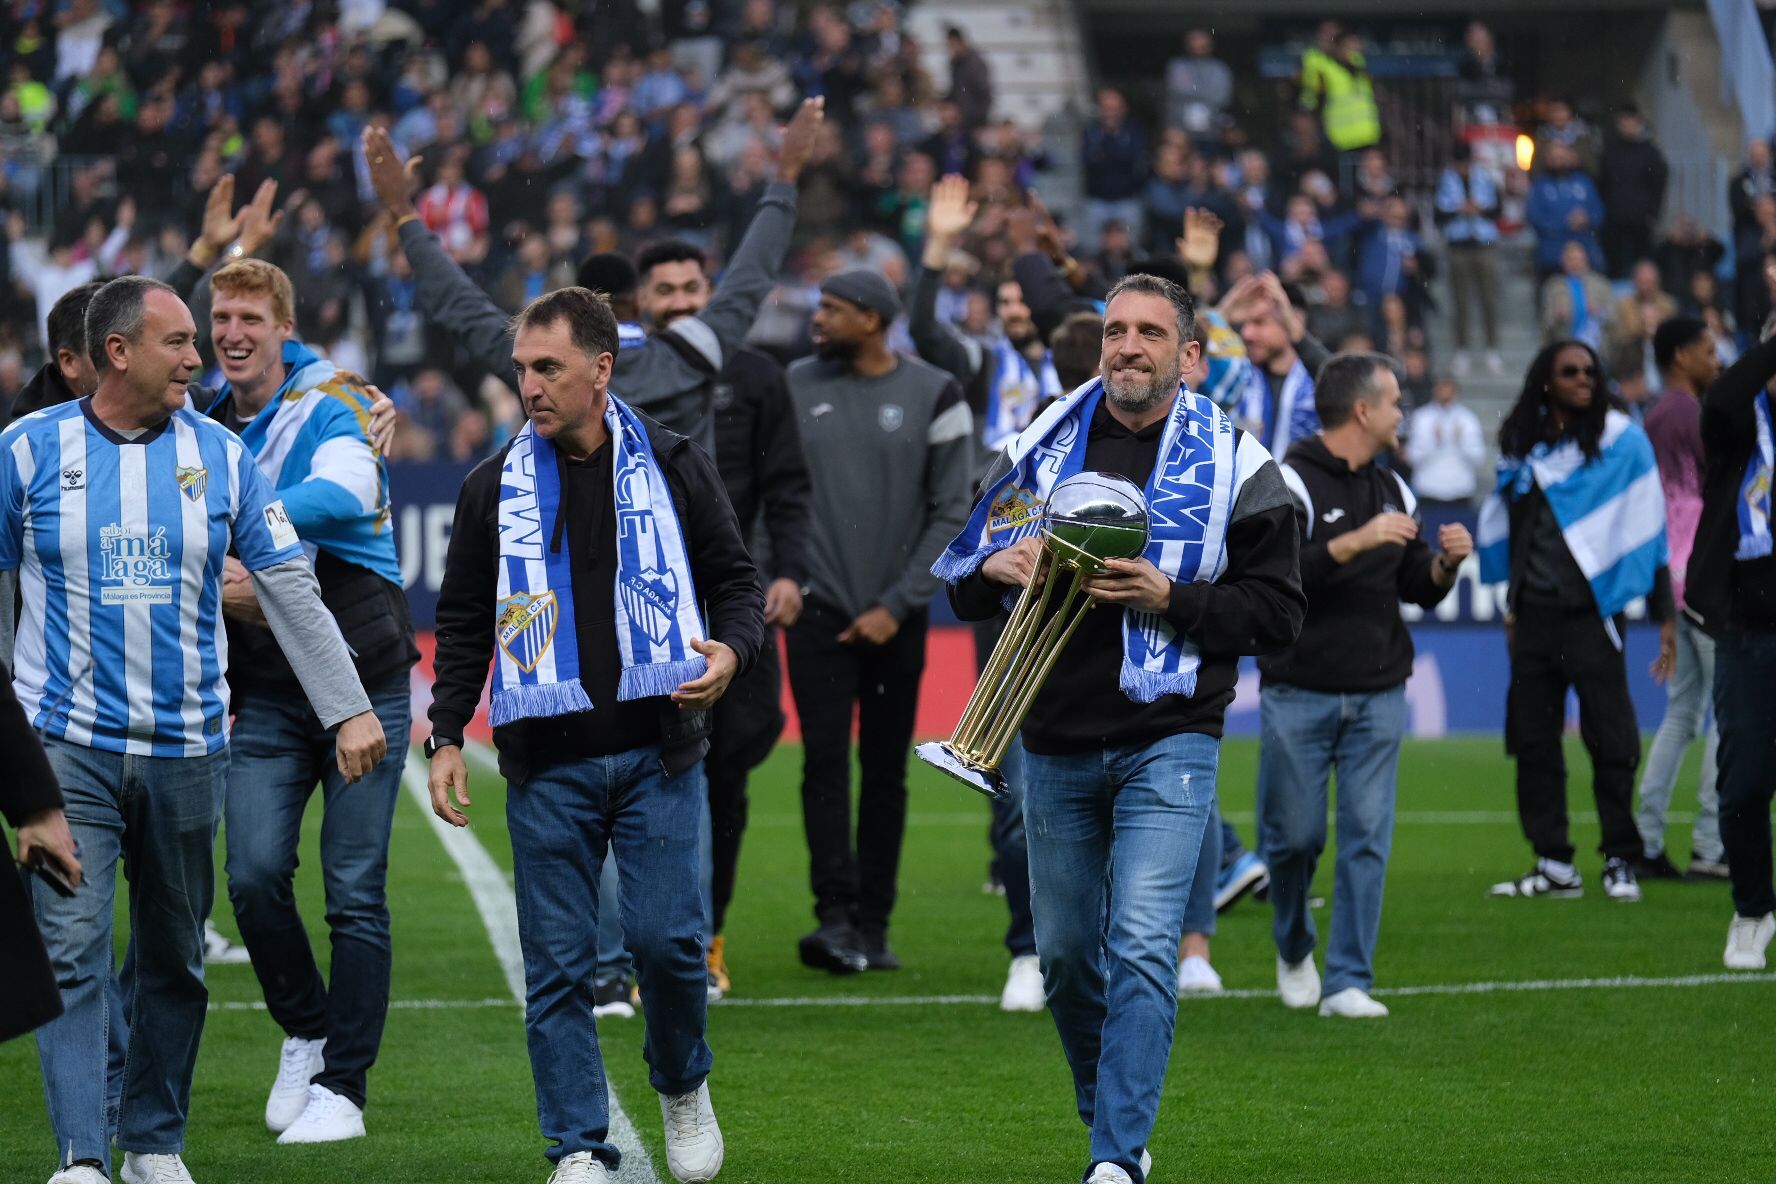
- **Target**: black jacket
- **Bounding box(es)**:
[951,404,1304,749]
[707,345,814,589]
[430,412,766,782]
[1259,436,1453,692]
[1689,336,1776,635]
[8,362,80,423]
[1599,135,1669,227]
[0,673,65,1042]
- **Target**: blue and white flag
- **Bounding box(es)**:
[490,391,705,726]
[1237,356,1318,457]
[211,341,398,585]
[1736,392,1774,561]
[933,378,1261,702]
[983,338,1061,451]
[1476,409,1667,619]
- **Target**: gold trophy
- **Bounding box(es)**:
[917,472,1151,800]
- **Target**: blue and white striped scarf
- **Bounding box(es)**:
[983,338,1060,451]
[1237,357,1318,458]
[490,392,705,727]
[1736,392,1774,560]
[1477,409,1667,619]
[932,378,1236,702]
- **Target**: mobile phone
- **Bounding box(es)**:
[24,854,77,898]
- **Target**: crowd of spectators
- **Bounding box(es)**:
[0,4,1747,492]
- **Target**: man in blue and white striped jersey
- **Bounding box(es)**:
[1,276,386,1184]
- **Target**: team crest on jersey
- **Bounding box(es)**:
[496,591,559,674]
[620,567,679,646]
[988,487,1042,535]
[99,524,174,604]
[175,465,208,503]
[878,404,904,432]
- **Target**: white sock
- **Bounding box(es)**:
[1540,858,1577,881]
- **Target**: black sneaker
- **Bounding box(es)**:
[1490,859,1583,898]
[1633,851,1682,880]
[593,975,637,1019]
[1684,855,1731,881]
[797,924,868,975]
[855,929,901,972]
[1602,857,1642,902]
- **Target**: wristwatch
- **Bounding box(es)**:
[424,734,461,758]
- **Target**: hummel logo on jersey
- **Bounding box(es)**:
[99,524,174,604]
[1321,508,1346,524]
[61,468,83,491]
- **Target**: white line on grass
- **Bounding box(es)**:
[743,809,1700,829]
[401,753,664,1184]
[209,970,1776,1014]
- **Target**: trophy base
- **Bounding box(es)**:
[914,742,1008,801]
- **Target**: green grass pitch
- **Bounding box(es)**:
[2,738,1772,1182]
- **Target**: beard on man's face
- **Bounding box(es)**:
[813,335,857,362]
[1103,354,1181,413]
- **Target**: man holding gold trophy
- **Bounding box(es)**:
[926,274,1305,1184]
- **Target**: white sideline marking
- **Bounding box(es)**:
[402,753,664,1184]
[208,971,1776,1013]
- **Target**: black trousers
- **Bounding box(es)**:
[1713,630,1776,917]
[706,632,785,935]
[1505,606,1643,863]
[786,601,928,934]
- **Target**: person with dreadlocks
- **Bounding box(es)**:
[1478,340,1674,904]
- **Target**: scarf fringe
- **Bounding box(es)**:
[489,679,594,728]
[1736,535,1773,561]
[932,548,991,585]
[1121,659,1198,704]
[618,657,708,703]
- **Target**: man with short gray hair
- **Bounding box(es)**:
[1259,352,1471,1019]
[4,276,386,1184]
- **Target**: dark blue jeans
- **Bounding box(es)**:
[507,746,712,1169]
[222,674,411,1109]
[1714,630,1776,917]
[31,737,228,1166]
[1022,731,1218,1180]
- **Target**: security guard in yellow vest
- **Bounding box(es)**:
[1300,30,1381,154]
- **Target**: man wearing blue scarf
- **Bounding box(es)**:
[199,259,419,1145]
[1686,328,1776,970]
[940,275,1304,1184]
[427,288,764,1184]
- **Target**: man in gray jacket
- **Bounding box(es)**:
[360,101,824,442]
[786,269,974,974]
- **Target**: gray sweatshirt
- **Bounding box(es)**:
[787,354,975,620]
[395,180,801,443]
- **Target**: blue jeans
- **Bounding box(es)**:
[1635,617,1722,862]
[1257,683,1406,996]
[30,737,229,1165]
[1022,732,1217,1179]
[596,792,714,984]
[222,674,412,1109]
[507,746,712,1169]
[1181,801,1222,937]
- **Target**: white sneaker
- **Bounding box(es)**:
[1277,954,1320,1009]
[276,1083,366,1144]
[203,919,251,965]
[1318,987,1390,1018]
[999,954,1045,1012]
[1087,1165,1133,1184]
[47,1166,108,1184]
[1451,350,1471,378]
[1140,1149,1152,1179]
[547,1152,613,1183]
[1724,913,1776,970]
[265,1036,326,1133]
[120,1154,195,1184]
[1176,954,1222,993]
[659,1081,723,1182]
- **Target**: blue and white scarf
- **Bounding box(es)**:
[1736,392,1774,560]
[490,392,706,726]
[932,379,1236,702]
[1237,358,1318,458]
[1476,409,1667,620]
[983,338,1060,451]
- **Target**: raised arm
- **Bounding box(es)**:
[907,174,983,384]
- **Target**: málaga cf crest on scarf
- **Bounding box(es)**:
[490,391,706,726]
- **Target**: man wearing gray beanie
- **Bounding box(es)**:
[784,269,974,973]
